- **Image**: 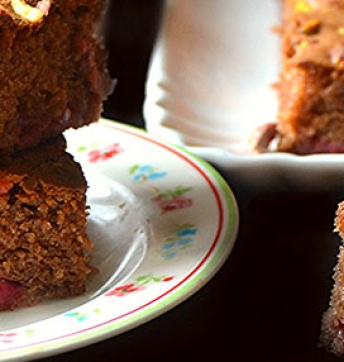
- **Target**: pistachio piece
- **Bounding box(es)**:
[302,19,321,35]
[11,0,45,23]
[295,1,313,14]
[299,40,309,49]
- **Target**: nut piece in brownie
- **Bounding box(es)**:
[0,136,93,311]
[253,0,344,154]
[0,0,113,154]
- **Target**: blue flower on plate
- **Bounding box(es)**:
[129,164,168,183]
[161,224,198,259]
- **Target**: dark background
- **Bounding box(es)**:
[40,2,344,361]
[102,0,164,128]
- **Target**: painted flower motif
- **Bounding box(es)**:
[152,186,193,214]
[0,329,34,344]
[105,283,146,297]
[88,143,124,163]
[105,275,174,297]
[64,309,101,322]
[0,332,17,344]
[129,164,167,182]
[161,224,198,259]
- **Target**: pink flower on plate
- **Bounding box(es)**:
[152,186,193,214]
[88,143,124,163]
[105,275,175,298]
[0,333,17,344]
[105,283,146,297]
[153,196,193,214]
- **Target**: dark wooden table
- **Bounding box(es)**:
[43,2,344,361]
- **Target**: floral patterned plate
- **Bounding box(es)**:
[0,119,239,361]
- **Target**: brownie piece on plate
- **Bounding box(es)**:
[0,136,93,311]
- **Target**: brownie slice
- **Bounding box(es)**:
[253,0,344,154]
[0,0,113,154]
[321,202,344,355]
[0,136,93,311]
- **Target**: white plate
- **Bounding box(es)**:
[144,0,344,190]
[0,119,239,361]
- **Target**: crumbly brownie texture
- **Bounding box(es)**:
[321,202,344,355]
[0,136,93,311]
[0,0,113,154]
[254,0,344,154]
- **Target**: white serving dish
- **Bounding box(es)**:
[144,0,344,190]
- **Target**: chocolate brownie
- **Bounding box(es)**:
[320,201,344,355]
[0,0,113,154]
[253,0,344,154]
[0,136,93,311]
